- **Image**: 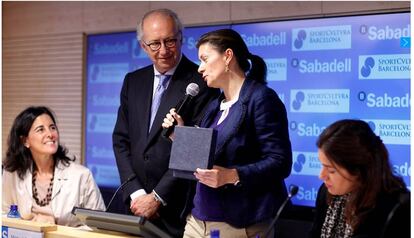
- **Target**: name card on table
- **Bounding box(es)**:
[2,217,56,238]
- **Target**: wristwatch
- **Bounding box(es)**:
[152,190,166,206]
[234,180,242,187]
[153,193,162,203]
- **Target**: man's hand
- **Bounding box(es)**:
[130,193,161,219]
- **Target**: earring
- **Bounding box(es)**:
[225,64,229,73]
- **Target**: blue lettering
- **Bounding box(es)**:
[187,37,197,50]
[378,58,411,65]
[94,42,128,55]
[242,32,286,47]
[297,123,326,137]
[366,93,410,108]
[379,123,410,131]
[296,186,318,201]
[393,162,411,177]
[368,24,410,40]
[299,58,351,73]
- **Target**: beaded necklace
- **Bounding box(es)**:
[32,171,54,207]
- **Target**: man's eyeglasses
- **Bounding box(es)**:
[143,34,180,51]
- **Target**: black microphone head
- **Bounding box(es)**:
[186,83,199,97]
[289,184,299,197]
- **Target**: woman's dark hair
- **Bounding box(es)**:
[196,28,267,84]
[3,106,74,179]
[317,119,406,230]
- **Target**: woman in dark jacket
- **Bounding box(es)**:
[163,29,292,238]
[310,119,409,238]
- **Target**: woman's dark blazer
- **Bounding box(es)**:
[199,78,293,228]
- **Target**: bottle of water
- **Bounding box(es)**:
[7,204,21,218]
[210,229,220,238]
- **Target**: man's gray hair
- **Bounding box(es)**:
[136,8,183,42]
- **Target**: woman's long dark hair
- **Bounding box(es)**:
[317,119,406,230]
[196,28,267,84]
[3,106,74,179]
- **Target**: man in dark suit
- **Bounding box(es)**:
[112,9,218,237]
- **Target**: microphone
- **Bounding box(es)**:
[106,174,137,212]
[263,184,299,238]
[162,83,200,138]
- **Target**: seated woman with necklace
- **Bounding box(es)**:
[2,106,106,227]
